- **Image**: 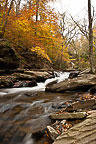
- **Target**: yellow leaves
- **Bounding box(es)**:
[3,0,70,69]
[31,46,52,63]
[93,29,96,33]
[15,19,31,33]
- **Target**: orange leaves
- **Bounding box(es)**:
[80,93,96,101]
[15,19,31,33]
[43,142,49,144]
[3,0,70,69]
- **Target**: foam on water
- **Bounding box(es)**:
[0,72,69,95]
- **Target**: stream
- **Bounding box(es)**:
[0,72,81,144]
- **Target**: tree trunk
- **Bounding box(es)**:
[16,0,21,16]
[0,0,14,38]
[88,0,94,73]
[36,0,39,22]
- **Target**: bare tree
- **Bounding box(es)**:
[36,0,39,22]
[88,0,94,73]
[16,0,21,16]
[71,16,89,39]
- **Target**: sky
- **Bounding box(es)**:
[52,0,96,19]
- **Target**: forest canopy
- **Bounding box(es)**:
[0,0,96,70]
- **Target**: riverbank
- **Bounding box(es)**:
[0,69,54,88]
[0,38,54,89]
[44,70,96,144]
[47,94,96,144]
[53,110,96,144]
[0,70,96,144]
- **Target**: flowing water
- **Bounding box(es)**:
[0,72,80,144]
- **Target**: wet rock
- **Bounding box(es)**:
[13,80,37,88]
[47,126,59,141]
[47,119,73,140]
[65,99,96,112]
[46,74,96,92]
[13,73,36,81]
[52,103,66,110]
[13,81,25,88]
[0,75,37,88]
[69,71,79,79]
[25,71,50,77]
[13,70,54,83]
[89,85,96,94]
[24,71,53,82]
[53,110,96,144]
[0,76,16,88]
[27,80,37,87]
[24,92,38,97]
[79,68,90,75]
[32,129,45,140]
[50,112,87,120]
[46,80,58,87]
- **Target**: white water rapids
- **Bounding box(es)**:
[0,72,70,95]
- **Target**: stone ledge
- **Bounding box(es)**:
[53,110,96,144]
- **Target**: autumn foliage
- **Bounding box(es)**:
[0,0,70,69]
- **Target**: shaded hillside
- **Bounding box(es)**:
[0,39,53,72]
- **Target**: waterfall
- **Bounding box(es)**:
[0,72,70,95]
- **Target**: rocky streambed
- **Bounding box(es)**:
[0,69,54,88]
[0,89,81,144]
[45,71,96,144]
[1,70,96,144]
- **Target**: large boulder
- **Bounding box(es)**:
[46,74,96,92]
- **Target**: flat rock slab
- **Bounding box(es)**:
[24,71,50,77]
[46,74,96,92]
[65,99,96,111]
[53,110,96,144]
[50,112,87,120]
